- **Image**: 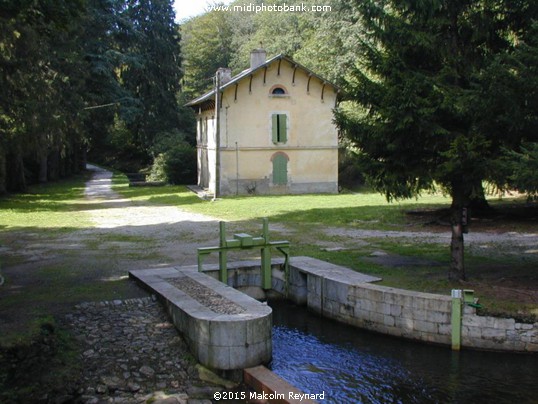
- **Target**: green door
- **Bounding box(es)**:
[272,154,288,185]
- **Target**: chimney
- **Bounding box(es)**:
[217,67,232,84]
[250,48,266,70]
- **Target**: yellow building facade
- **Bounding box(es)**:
[187,51,339,196]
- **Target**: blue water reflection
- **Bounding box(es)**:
[269,300,538,404]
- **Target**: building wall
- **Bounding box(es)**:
[196,58,339,196]
[197,111,216,191]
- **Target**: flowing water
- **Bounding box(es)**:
[269,300,538,404]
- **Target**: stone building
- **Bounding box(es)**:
[186,49,339,196]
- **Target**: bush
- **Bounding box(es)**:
[148,143,197,185]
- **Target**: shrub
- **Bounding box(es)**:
[148,143,196,185]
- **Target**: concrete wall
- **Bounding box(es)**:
[200,257,537,353]
[287,257,538,353]
[129,267,273,373]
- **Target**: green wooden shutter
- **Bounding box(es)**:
[272,114,279,143]
[272,114,288,143]
[278,114,287,143]
[273,154,288,185]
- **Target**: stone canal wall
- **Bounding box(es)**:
[192,257,537,352]
[287,257,537,353]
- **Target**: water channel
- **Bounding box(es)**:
[268,299,538,404]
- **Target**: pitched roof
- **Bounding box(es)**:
[185,54,339,107]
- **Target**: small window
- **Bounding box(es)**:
[269,85,288,96]
[272,113,287,144]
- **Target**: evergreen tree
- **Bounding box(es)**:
[336,0,538,281]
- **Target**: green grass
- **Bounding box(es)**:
[0,173,93,231]
[110,172,538,320]
[112,173,452,229]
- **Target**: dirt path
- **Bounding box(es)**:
[2,165,537,336]
[82,165,220,266]
[0,166,223,336]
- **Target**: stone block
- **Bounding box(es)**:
[307,274,322,295]
[494,318,516,331]
[247,317,271,345]
[524,342,538,352]
[412,309,428,321]
[412,296,427,310]
[438,323,451,336]
[462,325,482,339]
[378,302,391,316]
[207,344,230,370]
[353,308,371,321]
[427,310,450,324]
[307,293,322,314]
[365,287,385,303]
[390,304,402,317]
[324,278,349,303]
[339,303,354,318]
[370,312,384,325]
[210,319,247,347]
[383,315,395,327]
[414,320,437,334]
[482,327,507,340]
[395,316,414,331]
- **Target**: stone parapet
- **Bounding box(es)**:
[129,267,272,372]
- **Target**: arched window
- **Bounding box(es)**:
[269,85,288,96]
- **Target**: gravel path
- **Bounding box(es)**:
[58,166,233,403]
[322,226,538,249]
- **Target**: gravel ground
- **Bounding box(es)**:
[62,297,225,404]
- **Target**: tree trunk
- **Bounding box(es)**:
[449,206,466,281]
[6,150,27,193]
[449,179,468,281]
[48,147,60,181]
[38,152,48,183]
[0,147,6,195]
[469,179,491,213]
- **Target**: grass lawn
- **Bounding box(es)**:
[0,173,94,232]
[113,175,452,229]
[113,173,538,321]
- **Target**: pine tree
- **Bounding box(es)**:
[336,0,538,281]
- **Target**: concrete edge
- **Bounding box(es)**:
[244,365,320,404]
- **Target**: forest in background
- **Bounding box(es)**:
[2,0,538,278]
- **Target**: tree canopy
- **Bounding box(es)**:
[334,0,538,280]
[1,1,537,281]
[0,0,194,192]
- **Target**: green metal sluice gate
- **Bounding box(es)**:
[197,218,290,292]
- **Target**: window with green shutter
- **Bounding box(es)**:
[271,113,287,144]
[272,153,288,185]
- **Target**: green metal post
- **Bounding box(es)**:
[451,289,462,351]
[219,221,228,284]
[261,218,271,289]
[197,252,203,272]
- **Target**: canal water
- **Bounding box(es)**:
[268,300,538,404]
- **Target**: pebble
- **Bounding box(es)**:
[62,297,224,403]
